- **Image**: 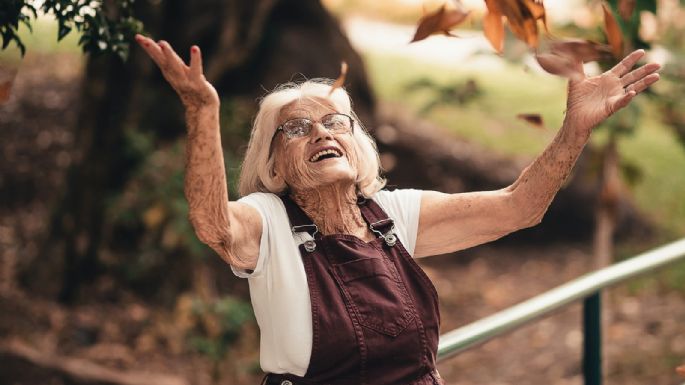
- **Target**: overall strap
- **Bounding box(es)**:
[359,197,394,233]
[359,196,397,246]
[279,194,319,237]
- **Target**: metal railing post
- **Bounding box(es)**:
[583,292,602,385]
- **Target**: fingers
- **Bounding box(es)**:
[610,49,646,77]
[625,72,660,94]
[158,40,188,74]
[189,46,203,80]
[621,62,661,87]
[615,90,636,111]
[135,34,165,66]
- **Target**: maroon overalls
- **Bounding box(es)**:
[264,195,443,385]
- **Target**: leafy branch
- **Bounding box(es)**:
[0,0,143,60]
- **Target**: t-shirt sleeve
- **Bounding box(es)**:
[230,193,273,278]
[372,189,423,256]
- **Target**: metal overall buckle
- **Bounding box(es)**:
[291,224,319,252]
[369,219,397,247]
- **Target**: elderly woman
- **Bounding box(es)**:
[134,34,660,385]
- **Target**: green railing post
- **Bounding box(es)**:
[583,292,602,385]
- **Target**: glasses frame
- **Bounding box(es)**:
[274,113,355,140]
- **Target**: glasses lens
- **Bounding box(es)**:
[322,114,351,132]
[282,119,312,138]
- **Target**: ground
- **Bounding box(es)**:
[0,51,684,385]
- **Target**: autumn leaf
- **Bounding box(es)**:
[483,0,505,53]
[677,365,685,378]
[618,0,636,21]
[328,61,348,96]
[482,0,547,52]
[493,0,546,48]
[516,113,545,129]
[602,3,624,58]
[535,52,583,81]
[535,39,611,80]
[411,4,471,43]
[548,39,613,62]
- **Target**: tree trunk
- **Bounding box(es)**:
[32,0,376,302]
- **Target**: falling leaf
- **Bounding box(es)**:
[483,0,505,53]
[410,4,471,43]
[618,0,636,21]
[492,0,546,48]
[535,38,611,80]
[549,39,613,62]
[677,365,685,378]
[329,61,348,96]
[602,3,624,58]
[516,113,545,129]
[535,52,583,81]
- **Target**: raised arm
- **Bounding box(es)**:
[414,50,660,258]
[135,35,261,270]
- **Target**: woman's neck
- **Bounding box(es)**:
[290,183,368,236]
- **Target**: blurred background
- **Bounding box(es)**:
[0,0,684,384]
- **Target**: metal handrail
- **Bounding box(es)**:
[437,237,685,361]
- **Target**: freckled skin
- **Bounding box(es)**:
[136,35,660,267]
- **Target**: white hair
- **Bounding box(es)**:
[238,78,385,198]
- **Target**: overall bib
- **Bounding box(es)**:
[264,195,443,385]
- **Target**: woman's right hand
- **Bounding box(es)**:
[135,34,220,110]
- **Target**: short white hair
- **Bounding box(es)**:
[238,78,385,197]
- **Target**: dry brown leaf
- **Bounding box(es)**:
[516,113,545,129]
[677,365,685,378]
[618,0,636,21]
[411,4,471,43]
[329,61,348,96]
[535,52,583,81]
[602,3,624,58]
[525,0,548,32]
[536,38,612,80]
[483,0,505,53]
[549,39,613,62]
[493,0,544,48]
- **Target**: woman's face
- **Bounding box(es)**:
[272,97,358,192]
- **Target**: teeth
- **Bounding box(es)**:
[309,148,342,162]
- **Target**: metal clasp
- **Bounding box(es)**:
[369,219,397,247]
[291,224,319,252]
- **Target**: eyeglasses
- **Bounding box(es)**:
[275,113,354,140]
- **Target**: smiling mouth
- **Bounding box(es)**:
[309,148,343,162]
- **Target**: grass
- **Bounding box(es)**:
[364,51,685,240]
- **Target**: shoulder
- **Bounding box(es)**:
[372,188,424,213]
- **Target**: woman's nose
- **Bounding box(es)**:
[310,122,333,143]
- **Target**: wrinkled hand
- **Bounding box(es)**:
[565,49,660,136]
[135,34,219,109]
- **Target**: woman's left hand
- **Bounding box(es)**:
[565,49,661,137]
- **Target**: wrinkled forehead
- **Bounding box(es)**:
[278,97,339,122]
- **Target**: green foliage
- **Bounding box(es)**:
[0,0,143,60]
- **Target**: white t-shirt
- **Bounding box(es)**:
[232,189,423,376]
